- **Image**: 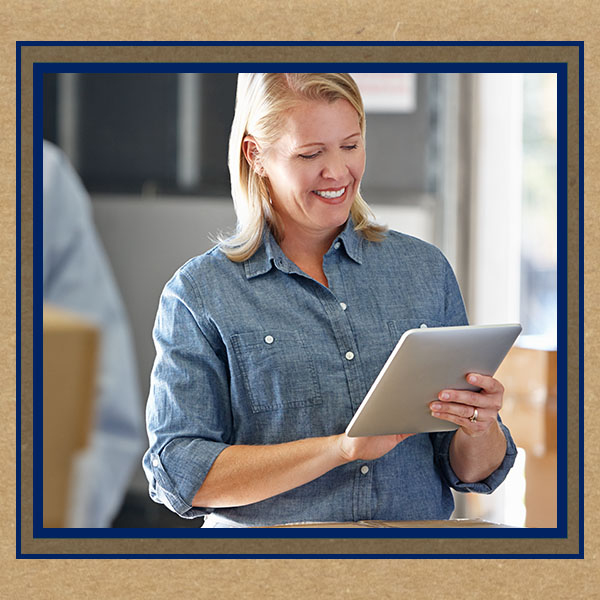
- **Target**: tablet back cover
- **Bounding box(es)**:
[346,323,522,436]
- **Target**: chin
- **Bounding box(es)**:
[315,206,352,232]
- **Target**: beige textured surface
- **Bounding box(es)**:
[1,1,597,598]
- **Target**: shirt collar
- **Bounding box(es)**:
[243,218,363,280]
[334,217,363,265]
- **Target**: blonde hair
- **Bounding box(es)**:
[220,73,386,261]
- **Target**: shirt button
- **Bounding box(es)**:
[152,458,159,467]
[334,241,341,250]
[360,465,369,475]
[264,335,274,344]
[345,351,355,361]
[420,323,428,328]
[340,302,347,311]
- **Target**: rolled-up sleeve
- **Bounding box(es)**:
[432,252,518,493]
[142,267,231,519]
[430,417,518,494]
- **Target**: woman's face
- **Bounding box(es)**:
[260,98,366,244]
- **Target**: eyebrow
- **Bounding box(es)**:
[295,132,361,150]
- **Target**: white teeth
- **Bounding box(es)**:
[314,187,345,199]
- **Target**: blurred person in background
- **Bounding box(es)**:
[43,140,145,527]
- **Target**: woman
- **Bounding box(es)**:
[143,73,517,528]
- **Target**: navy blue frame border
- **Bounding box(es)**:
[17,41,583,559]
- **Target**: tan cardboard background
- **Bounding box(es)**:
[2,1,598,597]
[16,42,581,557]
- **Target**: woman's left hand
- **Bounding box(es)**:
[429,373,504,438]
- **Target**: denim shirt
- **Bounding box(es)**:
[143,219,517,527]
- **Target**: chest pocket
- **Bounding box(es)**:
[230,330,322,413]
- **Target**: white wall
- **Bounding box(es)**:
[92,195,236,403]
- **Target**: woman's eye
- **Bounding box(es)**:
[299,152,320,160]
[343,144,358,151]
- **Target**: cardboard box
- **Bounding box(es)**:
[266,519,513,528]
[495,344,557,527]
[496,345,557,454]
[524,450,557,528]
[43,305,98,527]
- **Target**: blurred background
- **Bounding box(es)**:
[42,72,558,529]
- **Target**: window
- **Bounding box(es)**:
[43,73,237,196]
[520,73,557,345]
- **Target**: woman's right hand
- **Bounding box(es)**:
[336,432,415,464]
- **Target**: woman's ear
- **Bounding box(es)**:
[242,136,265,177]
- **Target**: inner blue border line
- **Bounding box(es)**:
[33,62,564,74]
[32,69,44,536]
[36,526,557,539]
[30,61,569,545]
[556,64,569,541]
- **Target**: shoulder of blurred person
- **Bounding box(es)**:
[43,141,94,285]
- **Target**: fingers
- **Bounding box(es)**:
[430,400,493,428]
[437,373,504,411]
[429,403,491,434]
[466,373,504,395]
[430,400,490,421]
[430,374,505,436]
[437,388,501,412]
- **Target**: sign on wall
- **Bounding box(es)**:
[350,73,417,113]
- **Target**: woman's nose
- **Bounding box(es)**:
[321,151,348,180]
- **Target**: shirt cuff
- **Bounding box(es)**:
[145,440,229,519]
[433,420,518,494]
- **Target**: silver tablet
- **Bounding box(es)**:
[346,323,522,437]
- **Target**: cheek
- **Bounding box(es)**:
[271,165,316,200]
[351,152,366,180]
[293,165,320,192]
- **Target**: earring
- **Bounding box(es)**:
[251,149,263,177]
[255,160,264,178]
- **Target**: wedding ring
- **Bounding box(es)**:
[469,408,478,423]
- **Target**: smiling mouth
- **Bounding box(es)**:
[313,187,346,199]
